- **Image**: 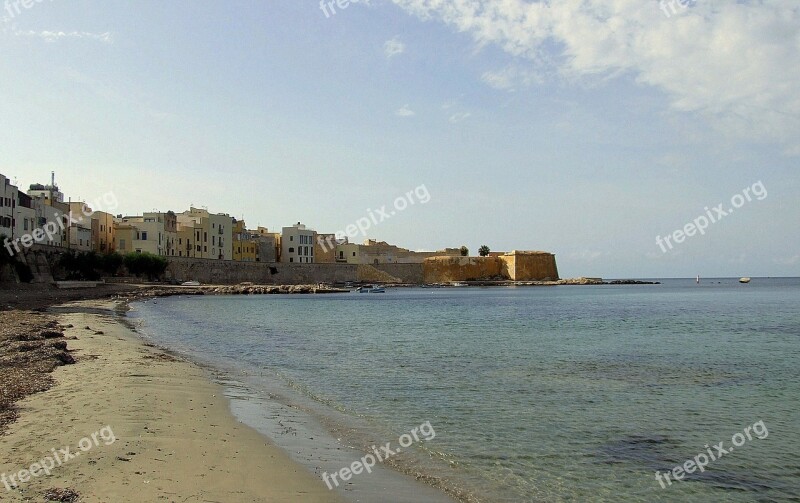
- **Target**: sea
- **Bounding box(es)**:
[128,278,800,503]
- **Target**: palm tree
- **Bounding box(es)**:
[459,246,469,256]
[479,245,490,257]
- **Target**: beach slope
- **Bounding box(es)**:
[0,304,343,502]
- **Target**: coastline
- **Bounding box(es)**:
[126,298,464,503]
[0,300,346,502]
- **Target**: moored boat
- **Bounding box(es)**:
[356,285,386,293]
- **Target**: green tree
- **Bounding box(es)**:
[478,245,490,257]
[459,246,469,257]
[123,252,168,281]
[101,252,124,276]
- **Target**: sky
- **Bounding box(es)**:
[1,0,798,278]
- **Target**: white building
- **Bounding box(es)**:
[281,222,315,263]
[0,174,18,239]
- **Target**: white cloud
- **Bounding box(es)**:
[449,112,471,123]
[13,29,113,43]
[384,37,405,58]
[481,66,542,91]
[392,0,800,155]
[396,104,415,117]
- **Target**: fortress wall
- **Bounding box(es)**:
[423,252,559,283]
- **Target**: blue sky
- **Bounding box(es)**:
[1,0,798,278]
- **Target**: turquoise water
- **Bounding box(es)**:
[131,279,800,502]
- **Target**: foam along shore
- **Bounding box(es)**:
[0,301,346,502]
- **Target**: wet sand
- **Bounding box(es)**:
[0,302,345,502]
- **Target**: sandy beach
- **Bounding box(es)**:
[0,301,345,502]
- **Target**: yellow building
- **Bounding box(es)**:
[114,212,177,256]
[232,219,258,262]
[91,211,116,253]
[177,207,233,261]
[336,242,362,264]
[314,232,339,263]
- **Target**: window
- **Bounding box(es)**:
[353,252,356,257]
[141,232,148,240]
[339,251,344,259]
[290,257,294,263]
[290,236,293,241]
[289,247,295,253]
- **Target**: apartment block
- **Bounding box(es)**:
[115,211,177,256]
[281,222,315,263]
[177,207,232,260]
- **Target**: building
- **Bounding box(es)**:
[32,195,65,247]
[27,172,64,206]
[66,202,93,252]
[1,174,18,239]
[335,242,361,264]
[335,240,461,265]
[314,233,339,263]
[281,222,315,263]
[15,192,36,243]
[177,207,232,260]
[232,219,258,262]
[115,212,177,256]
[252,227,279,263]
[91,211,116,253]
[0,173,66,250]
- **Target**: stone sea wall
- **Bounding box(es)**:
[5,246,558,286]
[422,252,559,283]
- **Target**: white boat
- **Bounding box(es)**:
[181,281,201,286]
[356,285,385,293]
[739,277,751,284]
[451,282,468,287]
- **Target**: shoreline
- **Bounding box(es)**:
[125,298,465,503]
[0,301,347,502]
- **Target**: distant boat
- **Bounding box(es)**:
[182,281,201,286]
[696,275,700,284]
[355,285,385,293]
[451,282,468,287]
[739,277,751,284]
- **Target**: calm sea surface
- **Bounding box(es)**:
[130,278,800,502]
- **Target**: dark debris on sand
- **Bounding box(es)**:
[44,487,80,502]
[0,311,76,435]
